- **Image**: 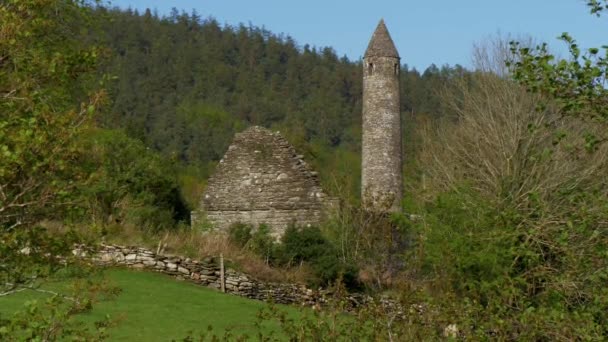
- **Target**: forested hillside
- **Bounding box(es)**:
[94,7,467,198]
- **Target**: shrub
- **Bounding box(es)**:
[249,224,276,263]
[277,226,331,266]
[227,223,277,264]
[80,129,189,231]
[228,223,359,288]
[321,204,412,290]
[227,222,252,248]
[277,225,359,289]
[310,254,359,290]
[411,50,608,339]
[409,187,608,339]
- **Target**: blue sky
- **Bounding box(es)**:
[108,0,606,71]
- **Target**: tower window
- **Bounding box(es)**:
[367,63,374,75]
[394,63,399,75]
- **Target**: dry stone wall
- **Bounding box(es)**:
[195,126,337,237]
[83,244,406,316]
[94,244,321,305]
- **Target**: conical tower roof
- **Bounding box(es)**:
[364,19,399,58]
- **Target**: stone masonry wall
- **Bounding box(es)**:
[361,22,403,213]
[204,209,324,236]
[196,126,337,237]
[94,244,321,305]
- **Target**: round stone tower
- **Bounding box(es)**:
[361,19,402,212]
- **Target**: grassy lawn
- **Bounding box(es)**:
[0,268,298,341]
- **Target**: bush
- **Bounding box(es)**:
[227,223,277,264]
[321,204,412,290]
[310,254,359,290]
[79,129,189,231]
[228,223,359,289]
[411,56,608,339]
[277,225,359,289]
[277,226,331,266]
[249,224,276,264]
[227,223,252,248]
[409,187,608,339]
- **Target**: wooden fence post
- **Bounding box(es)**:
[220,253,225,293]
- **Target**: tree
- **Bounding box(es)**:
[0,1,119,339]
[0,0,105,303]
[507,2,608,121]
[81,129,189,231]
[0,0,106,229]
[406,3,608,338]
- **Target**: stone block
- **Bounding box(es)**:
[200,269,216,276]
[138,255,155,262]
[200,275,217,282]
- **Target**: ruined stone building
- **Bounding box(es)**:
[194,126,335,237]
[194,19,402,235]
[361,19,403,212]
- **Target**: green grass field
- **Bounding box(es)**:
[0,268,298,341]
